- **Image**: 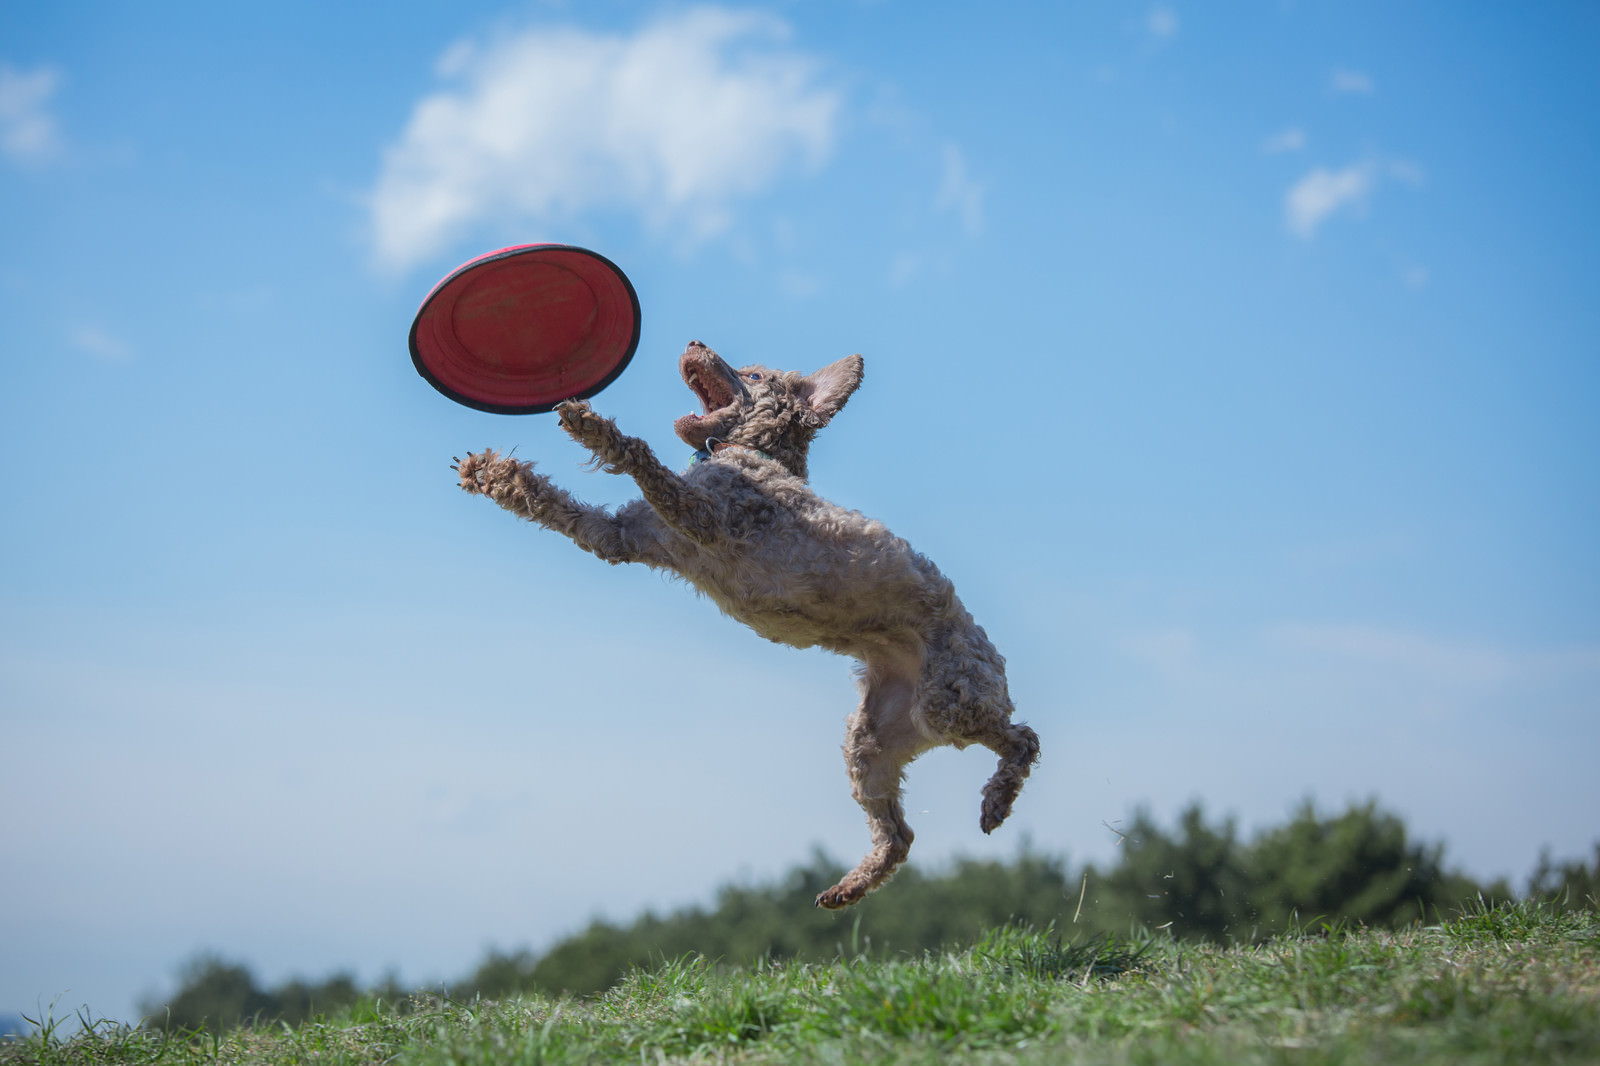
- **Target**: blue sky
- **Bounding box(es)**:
[2,0,1596,1026]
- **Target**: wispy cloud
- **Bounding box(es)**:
[887,251,922,288]
[1262,127,1307,154]
[1145,5,1180,41]
[1330,67,1375,95]
[368,8,841,273]
[777,269,822,299]
[69,324,133,361]
[1122,627,1196,677]
[1271,624,1600,689]
[1386,158,1426,186]
[0,62,64,165]
[935,144,983,237]
[1284,161,1376,238]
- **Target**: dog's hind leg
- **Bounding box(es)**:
[917,622,1041,835]
[816,653,930,910]
[971,718,1041,834]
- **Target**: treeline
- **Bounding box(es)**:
[138,958,409,1034]
[141,801,1599,1031]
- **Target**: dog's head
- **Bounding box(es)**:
[674,340,863,479]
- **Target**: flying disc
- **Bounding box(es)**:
[409,244,641,415]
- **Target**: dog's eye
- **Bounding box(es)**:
[746,372,761,382]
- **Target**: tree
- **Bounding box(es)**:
[452,848,1083,1000]
[140,955,378,1031]
[1088,804,1252,941]
[139,804,1560,1029]
[1529,843,1600,911]
[140,955,276,1031]
[1247,800,1483,933]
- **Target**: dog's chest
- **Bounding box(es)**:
[667,472,938,651]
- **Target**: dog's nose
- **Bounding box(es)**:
[687,339,706,350]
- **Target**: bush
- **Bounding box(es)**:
[140,955,404,1032]
[1529,843,1600,911]
[1087,805,1250,940]
[1247,800,1487,933]
[1084,800,1496,942]
[451,847,1082,999]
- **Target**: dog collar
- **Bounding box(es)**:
[691,440,773,464]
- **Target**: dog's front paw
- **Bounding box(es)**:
[556,399,625,462]
[454,448,532,499]
[453,449,499,495]
[555,398,596,438]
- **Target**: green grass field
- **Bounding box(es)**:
[8,901,1597,1065]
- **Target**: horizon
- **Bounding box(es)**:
[8,811,1577,1030]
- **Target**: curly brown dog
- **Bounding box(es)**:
[455,340,1040,908]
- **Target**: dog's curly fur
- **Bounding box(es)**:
[455,340,1040,908]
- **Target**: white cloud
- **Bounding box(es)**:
[1283,155,1424,239]
[935,143,983,237]
[1284,161,1376,238]
[368,8,841,272]
[1330,67,1375,95]
[1262,127,1306,154]
[0,62,63,164]
[1146,6,1180,41]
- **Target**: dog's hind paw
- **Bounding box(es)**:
[814,881,867,910]
[979,788,1019,835]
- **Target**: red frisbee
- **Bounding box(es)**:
[410,244,641,415]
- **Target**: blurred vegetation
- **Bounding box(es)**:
[25,901,1600,1064]
[138,800,1594,1031]
[1530,842,1600,911]
[1095,800,1499,941]
[139,956,406,1032]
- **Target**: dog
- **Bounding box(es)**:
[454,340,1039,908]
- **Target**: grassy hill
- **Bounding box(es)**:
[9,900,1597,1065]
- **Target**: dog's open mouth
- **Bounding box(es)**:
[674,342,743,448]
[684,365,734,418]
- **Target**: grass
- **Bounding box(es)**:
[5,900,1596,1065]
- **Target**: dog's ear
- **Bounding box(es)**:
[798,354,864,427]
